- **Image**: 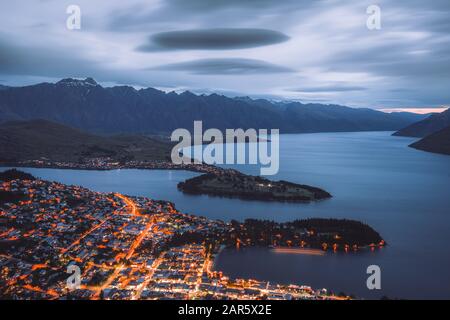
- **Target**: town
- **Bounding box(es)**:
[8,158,223,175]
[0,171,359,300]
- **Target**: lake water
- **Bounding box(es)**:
[4,132,450,299]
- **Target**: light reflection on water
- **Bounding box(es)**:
[271,248,325,256]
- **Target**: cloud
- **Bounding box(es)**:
[2,0,450,108]
[108,0,309,31]
[163,0,295,12]
[0,34,173,89]
[327,39,450,79]
[290,84,367,93]
[0,35,101,78]
[136,28,289,51]
[150,58,294,75]
[379,107,448,114]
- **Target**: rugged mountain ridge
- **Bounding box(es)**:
[0,78,427,135]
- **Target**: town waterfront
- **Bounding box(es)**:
[4,131,450,299]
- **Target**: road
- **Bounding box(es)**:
[92,193,157,299]
[132,252,166,300]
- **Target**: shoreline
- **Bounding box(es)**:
[0,161,219,174]
[1,160,332,204]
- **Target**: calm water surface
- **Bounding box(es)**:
[5,132,450,299]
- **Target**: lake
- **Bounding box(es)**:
[4,131,450,299]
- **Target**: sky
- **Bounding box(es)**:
[1,0,450,111]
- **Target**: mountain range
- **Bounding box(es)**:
[0,78,428,135]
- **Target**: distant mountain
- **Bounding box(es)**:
[393,108,450,137]
[409,126,450,155]
[388,111,433,123]
[0,119,172,163]
[0,78,427,135]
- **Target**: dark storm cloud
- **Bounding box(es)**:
[136,28,290,51]
[151,58,294,75]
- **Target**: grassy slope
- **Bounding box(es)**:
[0,119,173,162]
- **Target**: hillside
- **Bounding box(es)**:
[0,78,426,135]
[0,119,172,163]
[393,108,450,137]
[409,126,450,155]
[0,169,36,181]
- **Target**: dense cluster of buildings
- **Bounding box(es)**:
[0,177,342,300]
[140,244,329,300]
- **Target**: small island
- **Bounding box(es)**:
[178,171,332,202]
